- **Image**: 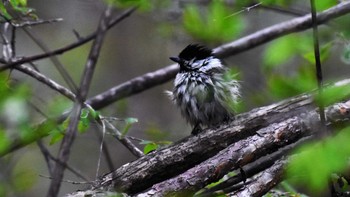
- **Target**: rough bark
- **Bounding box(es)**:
[85,79,350,196]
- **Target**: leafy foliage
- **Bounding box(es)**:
[0,74,31,151]
[287,127,350,194]
[120,117,138,139]
[105,0,153,11]
[0,0,36,20]
[183,0,245,43]
[262,34,334,100]
[267,65,316,99]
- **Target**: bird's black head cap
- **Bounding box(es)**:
[178,44,213,61]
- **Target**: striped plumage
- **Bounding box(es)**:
[168,44,240,134]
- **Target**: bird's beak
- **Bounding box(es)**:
[169,56,181,63]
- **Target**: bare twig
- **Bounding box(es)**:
[39,174,92,185]
[93,128,116,174]
[310,0,326,134]
[37,140,90,182]
[104,120,144,158]
[22,27,78,92]
[47,6,113,197]
[96,119,106,178]
[0,7,137,72]
[15,64,76,101]
[12,18,63,27]
[37,140,55,176]
[10,25,15,58]
[259,3,308,16]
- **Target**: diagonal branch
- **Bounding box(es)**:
[64,79,350,196]
[47,6,113,197]
[0,7,137,72]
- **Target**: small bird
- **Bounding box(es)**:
[167,44,240,134]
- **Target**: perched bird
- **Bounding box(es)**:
[167,44,240,134]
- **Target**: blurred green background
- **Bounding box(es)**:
[1,0,350,196]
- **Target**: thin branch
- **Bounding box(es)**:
[0,7,137,72]
[93,128,116,174]
[47,104,82,197]
[15,64,76,101]
[22,27,78,93]
[10,25,15,58]
[96,120,106,178]
[310,0,326,134]
[47,6,113,197]
[1,22,13,62]
[258,3,308,16]
[39,175,92,185]
[104,120,144,158]
[37,140,90,182]
[11,18,63,27]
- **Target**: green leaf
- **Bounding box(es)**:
[261,0,293,6]
[120,117,138,139]
[303,42,333,64]
[78,119,90,133]
[143,142,158,154]
[267,65,316,99]
[18,0,27,6]
[140,140,172,154]
[287,127,350,193]
[46,96,72,117]
[49,127,64,145]
[105,0,152,11]
[263,35,299,70]
[79,109,90,128]
[315,82,350,106]
[315,0,337,11]
[183,1,244,43]
[0,3,12,20]
[0,130,11,153]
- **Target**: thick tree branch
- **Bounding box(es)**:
[138,117,306,196]
[230,159,286,197]
[196,137,310,197]
[89,79,350,195]
[62,80,350,197]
